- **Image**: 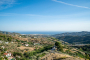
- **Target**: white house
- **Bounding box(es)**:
[4,53,11,57]
[0,41,3,43]
[25,44,29,46]
[34,37,37,38]
[1,46,4,49]
[11,42,13,43]
[5,42,9,44]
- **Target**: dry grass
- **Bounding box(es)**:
[40,52,71,60]
[40,52,85,60]
[60,57,85,60]
[17,46,35,51]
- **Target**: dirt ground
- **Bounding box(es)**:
[40,52,85,60]
[40,52,71,60]
[60,57,85,60]
[8,56,13,60]
[17,46,35,51]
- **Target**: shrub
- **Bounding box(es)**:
[17,45,20,47]
[60,56,67,59]
[55,41,63,52]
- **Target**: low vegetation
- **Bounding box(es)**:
[0,31,90,60]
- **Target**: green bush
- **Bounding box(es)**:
[55,41,63,52]
[17,45,20,47]
[13,52,23,57]
[38,53,45,57]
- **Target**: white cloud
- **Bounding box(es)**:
[0,0,16,10]
[52,0,90,9]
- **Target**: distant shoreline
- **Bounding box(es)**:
[8,31,90,35]
[10,31,65,35]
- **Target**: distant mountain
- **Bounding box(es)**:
[53,31,90,37]
[0,31,20,35]
[57,36,90,44]
[53,31,90,44]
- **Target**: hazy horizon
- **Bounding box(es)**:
[1,30,90,35]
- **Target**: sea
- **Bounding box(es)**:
[13,31,66,35]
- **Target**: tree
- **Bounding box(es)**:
[80,48,83,51]
[58,45,63,52]
[85,54,90,59]
[17,45,20,47]
[13,52,23,57]
[0,38,2,40]
[7,37,12,42]
[55,41,63,52]
[4,48,7,51]
[55,41,61,46]
[66,49,71,53]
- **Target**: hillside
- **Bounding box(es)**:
[57,36,90,44]
[52,31,90,44]
[53,31,90,37]
[0,31,90,60]
[0,31,20,35]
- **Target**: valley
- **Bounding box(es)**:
[0,31,90,60]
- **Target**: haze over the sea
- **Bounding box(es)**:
[11,31,64,35]
[10,31,87,35]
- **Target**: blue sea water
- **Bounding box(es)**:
[14,31,65,35]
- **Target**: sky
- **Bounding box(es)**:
[0,0,90,32]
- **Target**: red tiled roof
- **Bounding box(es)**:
[4,53,8,55]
